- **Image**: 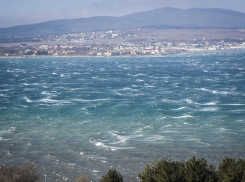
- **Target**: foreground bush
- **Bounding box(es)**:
[217,158,245,182]
[138,158,186,182]
[100,169,123,182]
[138,157,245,182]
[0,162,39,182]
[185,157,217,182]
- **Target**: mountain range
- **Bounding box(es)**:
[0,7,245,38]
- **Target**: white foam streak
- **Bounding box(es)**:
[197,107,219,111]
[111,132,131,143]
[72,98,112,102]
[172,107,186,110]
[0,127,16,134]
[24,96,71,104]
[24,96,33,102]
[220,104,245,105]
[172,115,193,119]
[200,102,217,105]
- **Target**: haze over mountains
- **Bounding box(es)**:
[0,7,245,38]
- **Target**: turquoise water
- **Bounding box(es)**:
[1,50,245,181]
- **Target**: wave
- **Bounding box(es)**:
[136,79,144,82]
[144,84,155,88]
[127,73,146,77]
[197,140,211,146]
[24,96,72,104]
[90,139,134,151]
[72,98,112,102]
[200,102,217,105]
[0,93,9,97]
[0,127,16,134]
[172,107,186,110]
[198,88,238,95]
[118,87,138,91]
[110,132,131,144]
[141,135,167,142]
[195,107,219,111]
[162,98,196,104]
[172,115,193,119]
[220,104,245,105]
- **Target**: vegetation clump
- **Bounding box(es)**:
[217,158,245,182]
[100,169,123,182]
[0,162,39,182]
[138,157,245,182]
[2,157,245,182]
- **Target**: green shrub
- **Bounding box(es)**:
[217,158,245,182]
[100,169,123,182]
[138,158,186,182]
[185,157,217,182]
[138,158,218,182]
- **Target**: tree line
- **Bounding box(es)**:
[1,157,245,182]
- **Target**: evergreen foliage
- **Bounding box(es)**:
[217,158,245,182]
[100,169,123,182]
[138,158,221,182]
[138,158,186,182]
[185,157,217,182]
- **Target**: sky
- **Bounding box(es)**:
[0,0,245,28]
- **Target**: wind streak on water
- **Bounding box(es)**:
[0,50,245,181]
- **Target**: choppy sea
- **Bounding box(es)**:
[1,50,245,181]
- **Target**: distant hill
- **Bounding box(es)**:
[0,7,245,38]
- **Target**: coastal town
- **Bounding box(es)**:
[1,29,245,57]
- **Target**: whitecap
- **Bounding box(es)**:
[39,98,71,104]
[93,170,100,173]
[136,79,144,82]
[24,97,33,102]
[196,107,219,111]
[220,104,245,105]
[68,163,76,166]
[132,73,146,76]
[197,140,211,146]
[200,102,217,105]
[162,124,172,128]
[172,107,186,110]
[144,84,155,87]
[142,135,167,142]
[186,99,193,103]
[72,98,111,102]
[0,127,16,134]
[111,132,131,143]
[199,88,217,94]
[172,115,193,119]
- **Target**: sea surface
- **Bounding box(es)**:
[1,50,245,181]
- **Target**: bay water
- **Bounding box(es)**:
[1,50,245,181]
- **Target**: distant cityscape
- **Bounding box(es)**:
[1,29,245,57]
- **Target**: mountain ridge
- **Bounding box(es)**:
[0,7,245,38]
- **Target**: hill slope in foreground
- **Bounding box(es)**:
[0,7,245,37]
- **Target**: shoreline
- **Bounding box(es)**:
[0,47,244,59]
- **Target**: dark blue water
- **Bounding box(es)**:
[1,50,245,181]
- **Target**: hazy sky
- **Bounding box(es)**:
[1,0,245,28]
